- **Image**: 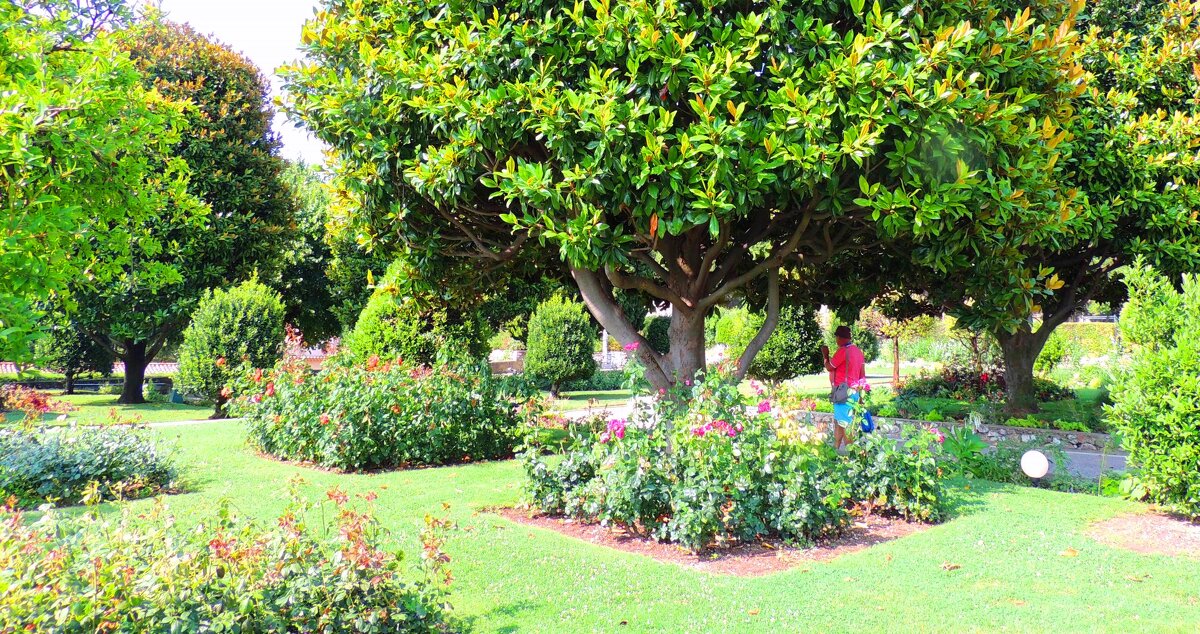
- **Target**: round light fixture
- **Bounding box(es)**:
[1021,450,1050,479]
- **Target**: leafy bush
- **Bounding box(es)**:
[344,286,487,366]
[0,491,453,632]
[523,370,946,551]
[0,425,176,509]
[1107,266,1200,518]
[1034,329,1070,374]
[232,357,533,471]
[177,280,286,416]
[642,315,671,355]
[898,365,1072,402]
[709,307,762,354]
[143,380,169,404]
[749,305,824,381]
[1057,322,1118,358]
[844,426,946,521]
[525,295,597,395]
[561,369,626,392]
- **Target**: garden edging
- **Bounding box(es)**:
[805,412,1117,453]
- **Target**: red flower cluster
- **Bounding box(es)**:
[691,419,742,438]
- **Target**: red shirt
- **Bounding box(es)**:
[830,344,866,386]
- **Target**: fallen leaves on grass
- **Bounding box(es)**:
[1060,547,1079,557]
[941,562,962,571]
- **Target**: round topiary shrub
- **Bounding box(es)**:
[525,295,597,396]
[177,280,286,417]
[749,305,824,382]
[343,265,488,365]
[642,315,671,355]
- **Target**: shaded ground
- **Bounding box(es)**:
[494,507,930,577]
[1088,512,1200,559]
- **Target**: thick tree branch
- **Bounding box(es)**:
[698,201,818,309]
[735,268,780,380]
[571,267,671,386]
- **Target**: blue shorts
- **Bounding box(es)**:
[833,392,860,427]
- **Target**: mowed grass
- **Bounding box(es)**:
[96,421,1200,632]
[544,389,632,413]
[2,393,211,426]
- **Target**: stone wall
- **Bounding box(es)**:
[806,412,1117,452]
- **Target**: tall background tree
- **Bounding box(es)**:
[283,0,1087,390]
[927,0,1200,412]
[0,0,197,362]
[275,161,340,344]
[72,18,294,403]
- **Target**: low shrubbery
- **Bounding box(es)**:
[1108,265,1200,518]
[524,295,597,396]
[232,357,535,471]
[897,365,1072,403]
[523,371,946,551]
[0,424,177,509]
[0,490,454,632]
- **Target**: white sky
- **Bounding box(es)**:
[155,0,328,165]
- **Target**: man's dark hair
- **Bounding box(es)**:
[834,325,853,339]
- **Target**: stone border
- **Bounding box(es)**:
[804,412,1116,452]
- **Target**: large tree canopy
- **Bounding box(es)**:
[72,18,294,403]
[0,0,197,361]
[924,0,1200,412]
[284,0,1088,388]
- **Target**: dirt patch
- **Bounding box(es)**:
[492,507,930,576]
[1088,512,1200,559]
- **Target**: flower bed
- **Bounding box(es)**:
[0,489,453,632]
[523,371,946,552]
[231,356,536,471]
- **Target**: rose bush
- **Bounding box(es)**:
[523,370,947,551]
[231,356,536,471]
[0,488,454,632]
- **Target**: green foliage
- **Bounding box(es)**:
[142,381,169,404]
[176,280,286,413]
[642,316,671,356]
[525,296,597,394]
[283,0,1096,387]
[709,307,762,355]
[1057,322,1117,358]
[345,289,487,367]
[0,426,176,509]
[1108,265,1200,518]
[1034,330,1070,374]
[0,1,199,361]
[844,426,946,521]
[0,495,452,631]
[232,359,532,472]
[275,161,340,343]
[31,311,114,392]
[749,305,824,381]
[523,370,946,551]
[70,17,294,401]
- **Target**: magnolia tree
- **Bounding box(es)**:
[72,19,295,403]
[932,1,1200,412]
[284,0,1088,389]
[0,0,196,361]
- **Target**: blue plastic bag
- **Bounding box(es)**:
[860,410,875,434]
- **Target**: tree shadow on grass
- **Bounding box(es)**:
[458,599,544,633]
[940,477,1024,520]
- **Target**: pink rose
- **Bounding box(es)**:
[757,400,771,414]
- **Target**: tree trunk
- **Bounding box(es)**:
[668,308,707,385]
[996,329,1051,415]
[549,382,560,398]
[892,338,901,387]
[118,341,149,405]
[64,373,75,395]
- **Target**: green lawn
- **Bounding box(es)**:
[545,389,632,412]
[3,393,211,426]
[96,421,1200,632]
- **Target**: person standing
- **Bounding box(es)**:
[821,325,866,452]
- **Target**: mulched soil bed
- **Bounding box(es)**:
[492,507,930,576]
[1087,512,1200,559]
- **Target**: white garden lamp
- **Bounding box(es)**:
[1020,450,1050,479]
